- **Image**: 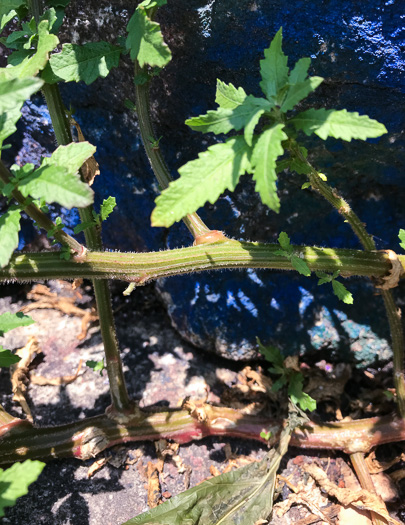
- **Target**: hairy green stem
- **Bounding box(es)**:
[0,159,84,254]
[1,407,405,465]
[40,80,131,412]
[133,61,211,239]
[292,141,405,418]
[1,243,402,282]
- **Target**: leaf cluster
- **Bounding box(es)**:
[0,312,34,367]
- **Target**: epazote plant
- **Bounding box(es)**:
[0,1,404,523]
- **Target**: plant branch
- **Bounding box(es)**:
[1,243,402,283]
[0,159,84,254]
[1,406,405,465]
[133,61,211,239]
[40,80,131,413]
[291,141,405,418]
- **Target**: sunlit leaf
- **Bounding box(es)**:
[215,79,247,109]
[0,209,21,268]
[0,311,34,336]
[259,27,289,101]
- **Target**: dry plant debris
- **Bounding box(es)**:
[31,359,83,386]
[21,282,98,340]
[303,463,401,525]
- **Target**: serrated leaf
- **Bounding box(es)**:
[215,79,247,109]
[0,209,21,268]
[288,373,316,412]
[126,8,171,68]
[259,27,289,101]
[0,348,21,367]
[18,143,95,208]
[257,338,284,368]
[280,76,323,112]
[0,77,43,113]
[186,96,271,144]
[0,311,34,336]
[100,196,116,221]
[251,123,286,211]
[0,460,45,517]
[292,108,387,141]
[291,254,311,276]
[332,279,353,304]
[289,57,311,84]
[122,422,294,525]
[42,42,122,85]
[152,136,251,228]
[399,229,405,250]
[277,231,291,253]
[0,0,25,30]
[0,20,58,80]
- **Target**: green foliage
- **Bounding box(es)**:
[0,347,21,367]
[292,108,387,141]
[17,143,95,208]
[399,229,405,250]
[74,196,116,233]
[86,359,105,376]
[126,0,172,68]
[42,42,122,85]
[258,339,316,412]
[0,460,45,517]
[274,232,311,276]
[0,311,35,336]
[151,136,251,227]
[0,209,21,268]
[152,27,387,228]
[0,0,26,30]
[316,271,353,304]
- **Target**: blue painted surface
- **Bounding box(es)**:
[6,0,405,363]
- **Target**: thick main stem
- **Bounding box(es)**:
[1,243,402,283]
[133,61,211,239]
[41,82,131,412]
[1,408,405,465]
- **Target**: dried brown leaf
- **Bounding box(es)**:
[147,461,162,508]
[70,117,100,185]
[87,457,108,478]
[303,464,401,525]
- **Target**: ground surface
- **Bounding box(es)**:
[1,280,405,525]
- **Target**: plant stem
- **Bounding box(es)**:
[1,243,402,283]
[41,81,131,413]
[350,452,387,525]
[0,159,84,254]
[292,141,405,418]
[133,61,211,239]
[1,407,405,465]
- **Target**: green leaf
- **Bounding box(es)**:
[0,77,44,113]
[331,279,353,304]
[0,0,25,30]
[257,338,284,368]
[289,57,311,84]
[288,373,316,412]
[399,229,405,250]
[137,0,167,8]
[100,196,116,222]
[151,136,251,228]
[290,255,311,277]
[280,76,323,112]
[0,348,21,367]
[0,460,45,517]
[259,27,289,101]
[251,123,286,212]
[18,142,95,208]
[42,42,122,85]
[215,79,247,109]
[301,182,311,189]
[277,231,292,253]
[0,20,58,80]
[73,220,95,234]
[86,359,105,376]
[186,96,271,145]
[122,423,293,525]
[0,311,34,337]
[126,7,172,68]
[292,108,388,141]
[0,209,21,268]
